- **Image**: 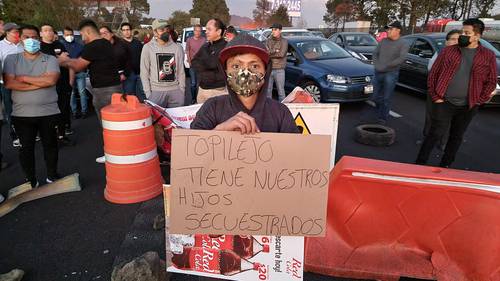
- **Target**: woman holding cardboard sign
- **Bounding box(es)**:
[190,34,299,134]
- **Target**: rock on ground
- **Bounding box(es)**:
[111,252,168,281]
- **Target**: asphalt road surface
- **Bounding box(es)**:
[1,87,499,281]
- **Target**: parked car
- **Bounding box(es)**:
[258,28,314,41]
[179,26,207,68]
[310,31,326,38]
[285,37,374,102]
[398,33,500,104]
[329,32,378,61]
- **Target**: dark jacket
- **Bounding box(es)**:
[124,38,143,75]
[428,44,497,108]
[266,36,288,69]
[112,37,133,77]
[40,41,72,93]
[191,38,227,89]
[191,35,299,133]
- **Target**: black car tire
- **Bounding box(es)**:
[301,80,322,103]
[355,124,396,146]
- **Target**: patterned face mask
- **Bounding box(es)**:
[226,68,265,97]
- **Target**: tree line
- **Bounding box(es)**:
[323,0,498,32]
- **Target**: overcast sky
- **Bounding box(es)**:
[147,0,329,28]
[147,0,500,28]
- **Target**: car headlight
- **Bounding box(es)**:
[327,74,349,84]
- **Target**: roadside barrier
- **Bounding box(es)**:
[101,94,163,204]
[305,156,500,281]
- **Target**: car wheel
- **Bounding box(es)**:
[355,124,396,146]
[301,81,321,102]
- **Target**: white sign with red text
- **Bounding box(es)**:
[167,234,304,280]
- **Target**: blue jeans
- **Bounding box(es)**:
[70,72,88,114]
[1,85,16,139]
[189,68,198,104]
[371,70,399,121]
[267,69,286,101]
[123,72,146,102]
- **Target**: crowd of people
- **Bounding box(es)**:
[0,16,496,201]
[0,17,290,197]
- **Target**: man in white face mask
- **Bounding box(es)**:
[61,26,88,119]
[3,24,61,187]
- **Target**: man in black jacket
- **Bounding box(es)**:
[191,18,227,104]
[40,23,73,144]
[100,26,132,94]
[120,22,145,101]
[191,34,298,134]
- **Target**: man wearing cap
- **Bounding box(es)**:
[191,18,228,104]
[0,22,23,147]
[371,21,409,124]
[191,34,298,134]
[265,23,288,101]
[140,19,185,108]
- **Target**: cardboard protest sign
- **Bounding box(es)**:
[164,185,304,281]
[164,103,339,168]
[170,129,331,236]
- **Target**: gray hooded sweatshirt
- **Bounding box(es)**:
[140,38,185,97]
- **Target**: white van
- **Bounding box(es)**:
[179,26,207,68]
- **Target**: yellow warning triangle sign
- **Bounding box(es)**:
[294,112,311,135]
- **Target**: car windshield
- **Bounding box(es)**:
[295,40,352,60]
[344,34,378,46]
[435,38,500,57]
[283,31,314,37]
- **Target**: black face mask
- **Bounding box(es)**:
[458,35,471,47]
[160,32,170,42]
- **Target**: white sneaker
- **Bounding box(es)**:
[96,155,106,164]
[13,139,21,147]
[0,194,4,204]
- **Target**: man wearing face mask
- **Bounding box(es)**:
[191,34,298,134]
[58,19,121,164]
[416,18,497,168]
[140,20,185,108]
[0,22,23,147]
[3,25,61,187]
[62,27,87,119]
[191,18,228,104]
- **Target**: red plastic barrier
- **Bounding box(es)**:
[305,156,500,281]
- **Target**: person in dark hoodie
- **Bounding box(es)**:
[191,34,298,134]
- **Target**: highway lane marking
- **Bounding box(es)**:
[365,100,403,118]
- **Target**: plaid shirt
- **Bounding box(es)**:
[428,44,497,108]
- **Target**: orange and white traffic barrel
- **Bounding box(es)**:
[101,94,163,204]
